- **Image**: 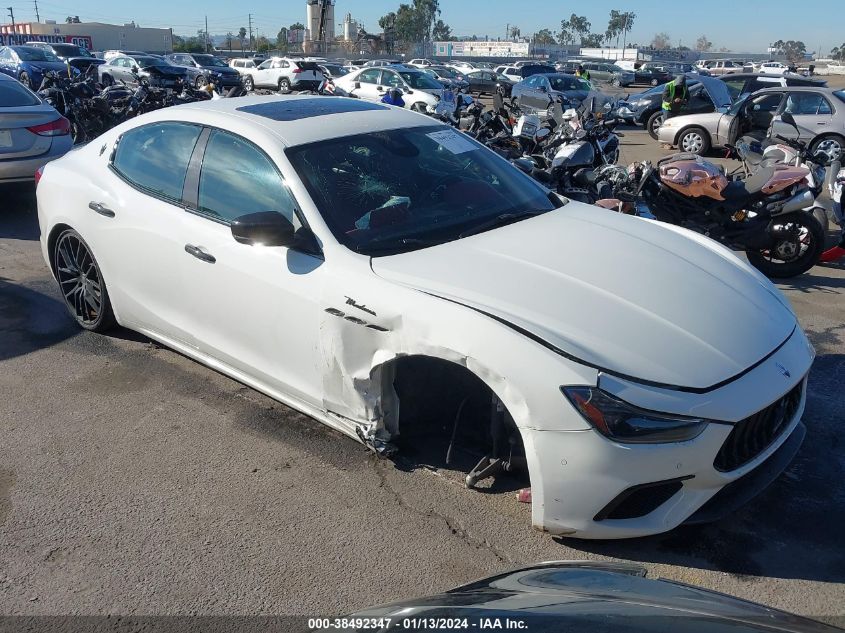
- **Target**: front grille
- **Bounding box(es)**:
[714,382,803,472]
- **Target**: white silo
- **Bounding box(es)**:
[305,0,335,44]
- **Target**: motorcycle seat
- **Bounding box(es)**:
[722,166,776,200]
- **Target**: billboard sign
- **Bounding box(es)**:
[434,40,529,57]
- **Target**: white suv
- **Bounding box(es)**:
[334,66,443,111]
[246,57,322,92]
[229,58,257,74]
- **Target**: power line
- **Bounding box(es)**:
[33,0,39,22]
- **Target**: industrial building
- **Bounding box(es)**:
[304,0,334,52]
[0,21,172,53]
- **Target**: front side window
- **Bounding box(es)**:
[287,125,560,256]
[197,130,299,225]
[258,60,272,70]
[358,69,381,84]
[16,47,59,62]
[382,71,403,88]
[111,122,201,202]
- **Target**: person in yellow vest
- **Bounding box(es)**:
[661,74,689,119]
[575,64,591,81]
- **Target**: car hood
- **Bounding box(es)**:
[696,73,732,108]
[201,66,238,74]
[27,61,69,73]
[351,563,837,633]
[371,204,796,390]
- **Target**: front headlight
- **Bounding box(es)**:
[561,386,709,443]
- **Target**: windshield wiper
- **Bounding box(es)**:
[458,210,545,239]
[355,236,445,255]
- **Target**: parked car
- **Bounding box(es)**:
[24,41,103,73]
[99,54,187,88]
[344,59,368,69]
[317,63,349,79]
[421,66,468,91]
[228,58,257,75]
[493,65,522,83]
[719,72,827,101]
[102,50,146,61]
[364,59,403,67]
[759,61,789,75]
[407,58,434,68]
[165,52,241,89]
[701,59,743,76]
[37,94,815,538]
[445,60,477,73]
[517,63,556,79]
[658,86,845,160]
[617,74,732,137]
[335,66,442,111]
[464,69,512,96]
[579,61,635,86]
[632,63,671,86]
[0,45,71,89]
[510,73,593,110]
[473,61,496,70]
[349,562,841,633]
[0,72,71,183]
[236,57,323,92]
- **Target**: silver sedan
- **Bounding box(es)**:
[0,73,72,183]
[658,86,845,160]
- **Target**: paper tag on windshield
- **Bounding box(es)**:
[427,129,477,155]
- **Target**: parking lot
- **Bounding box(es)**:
[1,119,844,623]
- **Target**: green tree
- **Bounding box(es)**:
[695,34,712,51]
[567,14,591,45]
[413,0,440,42]
[255,35,271,52]
[238,26,247,51]
[772,39,806,63]
[651,32,671,49]
[582,33,604,48]
[225,31,234,51]
[431,19,451,41]
[276,27,289,50]
[557,21,573,46]
[509,25,520,41]
[289,22,305,31]
[606,10,635,49]
[831,43,845,60]
[533,28,555,46]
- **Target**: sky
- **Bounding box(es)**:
[5,0,844,54]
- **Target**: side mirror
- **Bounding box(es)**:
[231,212,297,247]
[354,81,361,89]
[781,111,799,131]
[132,65,138,72]
[539,85,548,92]
[405,88,414,94]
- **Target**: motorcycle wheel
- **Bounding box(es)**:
[69,120,84,144]
[745,212,825,278]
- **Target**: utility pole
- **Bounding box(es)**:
[33,0,39,22]
[205,15,209,52]
[248,13,253,53]
[505,23,509,42]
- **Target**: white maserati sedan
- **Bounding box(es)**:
[36,96,814,539]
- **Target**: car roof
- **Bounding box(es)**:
[755,85,833,93]
[158,95,437,148]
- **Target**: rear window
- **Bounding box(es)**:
[833,90,845,105]
[0,80,40,106]
[295,61,321,71]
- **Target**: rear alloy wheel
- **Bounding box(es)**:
[18,71,31,88]
[53,229,116,332]
[746,212,825,278]
[810,135,844,163]
[243,75,254,91]
[278,77,291,93]
[612,76,621,87]
[195,75,208,88]
[678,127,710,155]
[650,78,659,86]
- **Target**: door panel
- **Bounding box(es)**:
[178,128,325,406]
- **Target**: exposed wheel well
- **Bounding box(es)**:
[46,223,73,278]
[388,355,528,489]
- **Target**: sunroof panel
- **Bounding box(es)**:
[235,98,389,121]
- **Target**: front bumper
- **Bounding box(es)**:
[524,328,813,539]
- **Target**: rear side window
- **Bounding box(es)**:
[111,122,201,202]
[0,80,40,106]
[197,129,299,225]
[785,92,832,115]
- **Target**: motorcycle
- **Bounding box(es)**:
[598,153,824,277]
[728,112,831,235]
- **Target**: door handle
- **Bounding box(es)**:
[88,201,115,217]
[184,244,216,264]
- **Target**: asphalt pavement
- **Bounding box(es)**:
[1,127,844,624]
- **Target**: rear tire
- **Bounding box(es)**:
[809,134,844,163]
[677,127,710,155]
[650,78,659,86]
[278,77,291,93]
[53,229,116,332]
[745,212,825,278]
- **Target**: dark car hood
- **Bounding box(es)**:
[141,65,187,76]
[351,563,837,633]
[200,65,238,75]
[26,61,69,73]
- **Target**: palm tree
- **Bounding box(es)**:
[238,27,247,52]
